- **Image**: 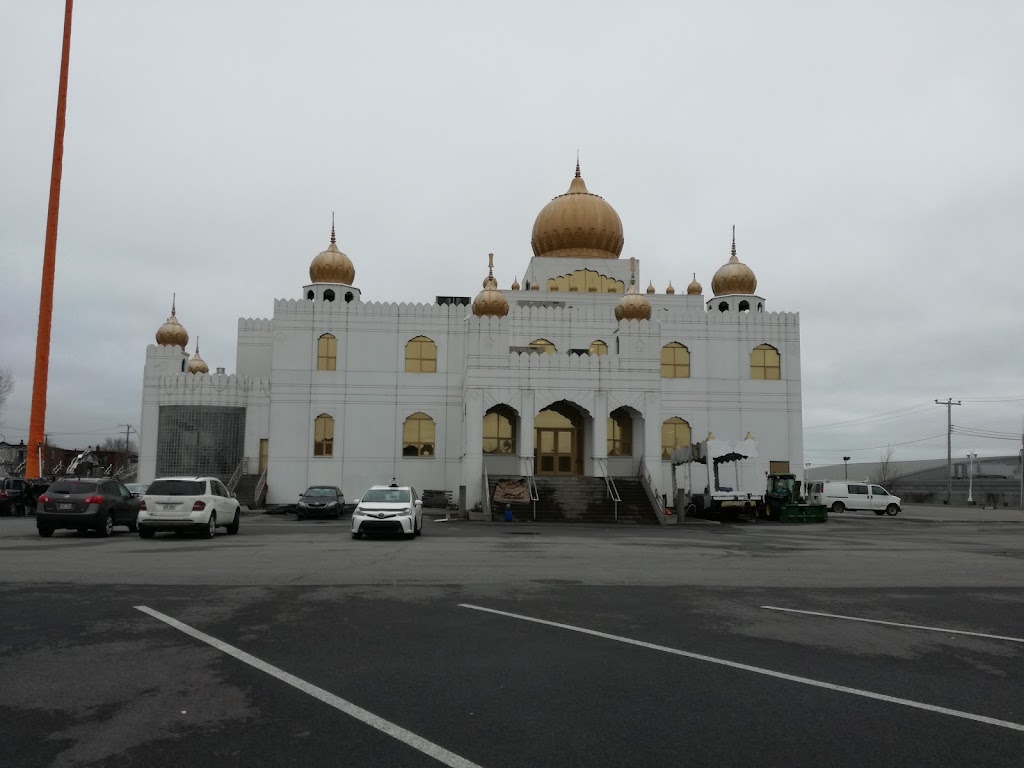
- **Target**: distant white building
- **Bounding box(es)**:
[138,162,806,513]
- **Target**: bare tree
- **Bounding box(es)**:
[0,367,13,418]
[99,435,138,457]
[877,445,901,491]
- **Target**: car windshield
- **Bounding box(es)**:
[147,480,205,496]
[304,487,337,497]
[47,481,98,494]
[362,488,410,503]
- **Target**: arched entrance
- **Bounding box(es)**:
[535,401,584,476]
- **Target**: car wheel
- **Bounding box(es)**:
[831,502,845,514]
[139,527,155,539]
[886,504,900,516]
[415,517,422,537]
[14,502,26,517]
[351,531,362,539]
[38,527,53,538]
[226,508,240,535]
[97,513,113,537]
[202,512,216,539]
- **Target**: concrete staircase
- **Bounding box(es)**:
[488,476,660,524]
[234,474,262,507]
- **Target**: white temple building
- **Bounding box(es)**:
[138,162,804,518]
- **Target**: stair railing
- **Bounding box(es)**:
[227,457,247,493]
[254,467,268,507]
[637,454,664,520]
[522,455,539,521]
[482,462,492,519]
[595,457,621,521]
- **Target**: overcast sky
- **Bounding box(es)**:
[1,1,1022,466]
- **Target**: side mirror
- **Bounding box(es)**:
[353,498,360,505]
[414,500,422,508]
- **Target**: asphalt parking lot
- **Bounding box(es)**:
[0,513,1021,767]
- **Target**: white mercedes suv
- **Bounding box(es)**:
[351,484,422,539]
[138,476,241,539]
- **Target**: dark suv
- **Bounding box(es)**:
[36,478,142,537]
[1,477,36,516]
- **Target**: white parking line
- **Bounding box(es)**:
[134,606,484,768]
[760,605,1024,643]
[458,603,1024,733]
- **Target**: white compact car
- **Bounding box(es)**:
[138,476,242,538]
[351,485,423,539]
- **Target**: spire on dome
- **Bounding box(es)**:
[731,224,737,261]
[171,292,177,316]
[575,149,581,179]
[330,212,336,245]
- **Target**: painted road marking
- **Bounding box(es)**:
[761,605,1024,644]
[135,606,484,768]
[459,603,1024,733]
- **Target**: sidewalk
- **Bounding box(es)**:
[834,503,1024,523]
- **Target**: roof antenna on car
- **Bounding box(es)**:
[389,477,398,487]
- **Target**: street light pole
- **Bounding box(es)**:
[966,451,976,505]
[843,456,850,481]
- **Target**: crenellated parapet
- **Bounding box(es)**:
[153,372,270,407]
[238,317,273,333]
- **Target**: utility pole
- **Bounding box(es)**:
[935,398,961,504]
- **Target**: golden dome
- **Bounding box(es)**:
[155,295,189,348]
[511,276,520,291]
[530,161,624,259]
[472,253,509,318]
[666,281,676,295]
[187,338,209,374]
[646,281,655,294]
[711,227,757,296]
[615,259,652,321]
[309,219,355,285]
[687,273,702,295]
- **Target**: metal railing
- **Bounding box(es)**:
[595,457,621,521]
[637,455,664,521]
[482,462,492,519]
[254,467,268,507]
[522,455,539,521]
[227,457,247,493]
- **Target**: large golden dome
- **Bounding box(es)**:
[187,338,209,374]
[711,228,757,296]
[531,162,624,259]
[472,253,509,318]
[615,259,652,321]
[309,220,356,285]
[155,296,189,348]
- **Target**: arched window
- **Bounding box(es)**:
[405,336,437,373]
[314,414,334,457]
[547,269,625,294]
[738,300,750,312]
[660,342,690,378]
[306,290,314,300]
[607,408,633,456]
[750,344,781,380]
[529,339,556,354]
[483,406,516,454]
[661,417,692,460]
[718,301,729,312]
[324,289,336,302]
[589,340,608,356]
[403,412,435,457]
[317,334,337,371]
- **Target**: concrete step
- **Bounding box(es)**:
[488,475,660,524]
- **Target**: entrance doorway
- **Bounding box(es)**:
[535,405,582,476]
[259,439,269,474]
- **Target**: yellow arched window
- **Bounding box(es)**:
[402,412,436,457]
[317,334,337,371]
[483,406,516,454]
[750,344,781,380]
[405,336,437,373]
[547,269,625,293]
[661,417,692,460]
[529,339,556,355]
[607,408,633,456]
[660,342,690,378]
[314,413,334,457]
[589,340,608,356]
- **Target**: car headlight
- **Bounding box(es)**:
[325,501,337,507]
[297,501,308,507]
[398,508,412,516]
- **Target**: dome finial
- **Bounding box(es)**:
[330,212,336,245]
[629,256,636,286]
[488,252,494,277]
[731,225,737,261]
[171,292,176,316]
[195,335,200,354]
[575,148,581,178]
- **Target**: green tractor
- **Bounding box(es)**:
[761,473,828,523]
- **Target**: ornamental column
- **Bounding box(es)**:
[463,388,485,513]
[592,391,608,474]
[519,390,536,475]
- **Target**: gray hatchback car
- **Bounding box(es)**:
[36,477,142,537]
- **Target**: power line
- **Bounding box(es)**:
[804,433,946,454]
[804,402,935,430]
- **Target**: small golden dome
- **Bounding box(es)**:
[309,218,356,285]
[530,160,624,259]
[155,295,189,348]
[187,338,209,374]
[711,227,757,296]
[666,281,676,295]
[687,273,702,295]
[472,253,509,318]
[511,276,520,291]
[615,258,652,322]
[646,281,656,295]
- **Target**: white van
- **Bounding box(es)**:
[806,481,901,516]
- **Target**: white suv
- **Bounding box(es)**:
[138,476,242,539]
[351,485,422,539]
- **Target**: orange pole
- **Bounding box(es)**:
[27,0,74,478]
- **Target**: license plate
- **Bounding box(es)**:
[58,503,72,510]
[161,504,177,510]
